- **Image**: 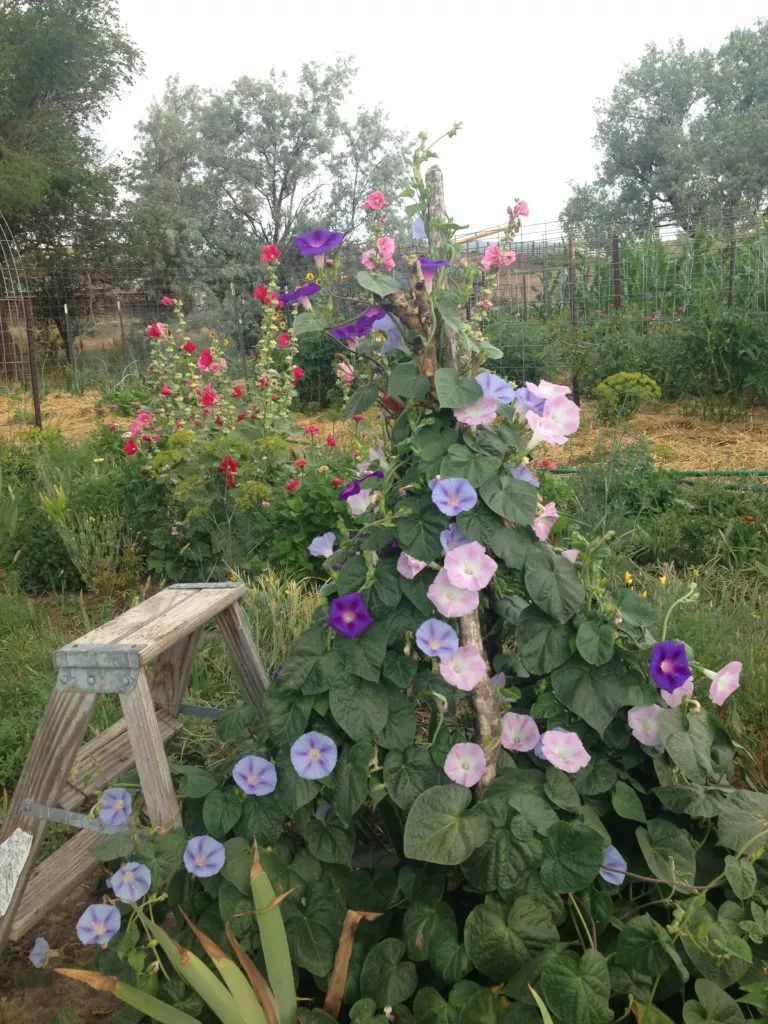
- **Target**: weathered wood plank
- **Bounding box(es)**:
[125,584,245,663]
[217,601,269,705]
[119,670,181,830]
[59,587,196,650]
[152,628,203,715]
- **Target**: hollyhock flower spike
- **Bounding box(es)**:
[328,592,373,638]
[184,835,226,878]
[440,524,471,552]
[649,640,691,693]
[533,501,558,541]
[427,569,480,618]
[76,904,121,946]
[418,257,449,293]
[600,845,627,885]
[627,704,663,747]
[476,372,515,405]
[444,541,498,591]
[454,395,499,426]
[706,661,742,706]
[279,282,321,310]
[397,552,427,579]
[294,228,345,268]
[415,618,460,661]
[539,729,591,773]
[439,645,487,691]
[290,731,338,780]
[145,322,166,339]
[98,787,132,828]
[444,742,486,788]
[431,477,477,516]
[232,754,277,796]
[29,937,51,968]
[501,712,540,752]
[309,532,336,558]
[364,191,388,210]
[661,677,694,708]
[109,862,152,902]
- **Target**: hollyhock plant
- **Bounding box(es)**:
[397,552,427,579]
[76,904,121,946]
[439,645,486,690]
[454,395,499,426]
[444,541,498,591]
[108,862,152,902]
[232,754,277,796]
[649,641,691,693]
[539,729,591,773]
[431,477,478,516]
[661,678,694,708]
[418,257,449,293]
[328,592,373,638]
[706,660,742,706]
[600,845,627,886]
[279,282,321,310]
[444,742,486,788]
[627,704,663,747]
[308,532,336,558]
[415,618,460,661]
[199,384,219,409]
[533,501,558,541]
[427,569,480,618]
[184,835,226,878]
[290,731,338,780]
[501,712,540,752]
[98,787,132,828]
[29,937,50,968]
[476,371,515,404]
[294,228,345,267]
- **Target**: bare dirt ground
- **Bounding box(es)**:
[0,390,123,443]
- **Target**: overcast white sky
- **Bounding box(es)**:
[103,0,766,231]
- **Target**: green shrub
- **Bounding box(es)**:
[594,371,662,422]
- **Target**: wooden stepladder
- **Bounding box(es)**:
[0,582,267,951]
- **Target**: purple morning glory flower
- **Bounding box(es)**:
[371,310,407,353]
[308,531,336,558]
[440,524,471,552]
[512,386,546,416]
[294,229,345,266]
[329,307,386,345]
[510,464,539,487]
[412,217,427,242]
[476,372,515,405]
[418,257,450,292]
[290,731,338,780]
[29,937,50,968]
[108,862,152,902]
[76,904,121,946]
[232,755,277,796]
[600,845,628,885]
[328,592,373,638]
[184,835,226,878]
[415,618,460,661]
[98,788,132,828]
[278,281,321,308]
[338,479,361,501]
[431,477,478,516]
[649,641,692,693]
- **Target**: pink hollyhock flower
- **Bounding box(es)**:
[364,191,388,211]
[561,548,579,563]
[128,411,153,437]
[377,236,395,259]
[454,396,498,426]
[397,552,427,579]
[444,541,498,592]
[627,705,663,746]
[501,712,540,752]
[160,385,172,396]
[199,384,218,409]
[337,362,355,385]
[427,569,480,617]
[661,677,694,707]
[513,201,530,217]
[481,244,502,272]
[705,661,742,706]
[361,249,376,271]
[439,645,487,691]
[443,742,486,787]
[539,729,591,773]
[145,322,166,339]
[499,250,517,266]
[232,384,244,398]
[381,256,395,271]
[160,295,175,306]
[533,501,558,541]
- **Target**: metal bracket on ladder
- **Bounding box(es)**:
[21,800,129,836]
[55,645,143,693]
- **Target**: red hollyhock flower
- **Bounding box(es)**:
[197,347,214,370]
[219,455,239,488]
[160,295,175,306]
[232,384,244,398]
[145,322,166,339]
[294,458,308,469]
[182,340,197,354]
[285,479,301,492]
[292,366,305,382]
[303,424,320,435]
[252,284,269,302]
[277,332,291,347]
[123,440,138,456]
[331,477,344,488]
[199,384,219,408]
[326,435,336,447]
[160,385,172,396]
[351,414,365,423]
[214,416,223,427]
[261,244,281,263]
[257,377,269,389]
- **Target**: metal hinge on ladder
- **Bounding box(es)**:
[55,645,143,694]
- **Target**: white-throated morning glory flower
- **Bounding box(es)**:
[501,712,540,752]
[108,862,152,902]
[443,742,486,787]
[431,477,477,516]
[184,835,226,878]
[76,904,121,946]
[415,618,460,661]
[29,937,51,968]
[290,731,338,780]
[444,541,498,591]
[439,645,486,691]
[308,532,336,558]
[232,754,277,796]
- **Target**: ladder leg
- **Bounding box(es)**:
[216,600,269,705]
[119,668,181,831]
[0,690,98,952]
[152,627,204,715]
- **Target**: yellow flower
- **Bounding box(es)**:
[92,457,104,464]
[624,571,634,586]
[641,590,648,598]
[305,272,316,282]
[659,575,667,586]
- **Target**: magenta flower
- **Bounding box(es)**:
[439,645,487,691]
[444,541,498,592]
[427,569,480,618]
[290,731,338,780]
[98,788,132,828]
[76,904,122,946]
[294,228,345,267]
[661,678,694,707]
[431,477,477,516]
[232,755,277,796]
[600,845,627,885]
[108,862,152,902]
[533,501,558,541]
[328,592,373,638]
[501,712,540,752]
[397,552,428,579]
[278,282,321,310]
[29,937,51,968]
[418,257,449,293]
[454,396,498,426]
[440,524,471,552]
[627,705,663,747]
[481,244,502,272]
[706,661,742,706]
[513,201,530,218]
[444,742,486,787]
[649,641,691,693]
[308,532,336,558]
[184,835,226,878]
[539,729,591,773]
[415,618,460,661]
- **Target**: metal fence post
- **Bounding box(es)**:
[23,297,43,429]
[612,234,623,310]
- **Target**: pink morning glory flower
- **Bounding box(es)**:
[600,845,627,885]
[539,729,591,773]
[29,937,51,968]
[443,742,486,788]
[706,661,742,706]
[661,677,694,707]
[431,477,478,516]
[76,904,122,946]
[527,397,581,447]
[427,569,480,618]
[328,592,373,638]
[454,395,498,426]
[533,501,558,541]
[415,618,460,661]
[501,712,540,752]
[108,862,152,902]
[232,755,277,796]
[561,548,580,563]
[627,704,663,747]
[526,380,571,400]
[440,524,471,552]
[444,541,498,591]
[308,532,336,558]
[346,490,374,516]
[98,788,132,828]
[439,645,487,691]
[290,731,338,780]
[397,552,428,579]
[184,835,226,878]
[476,372,515,405]
[649,641,691,693]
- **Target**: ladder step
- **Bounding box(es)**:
[9,830,104,941]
